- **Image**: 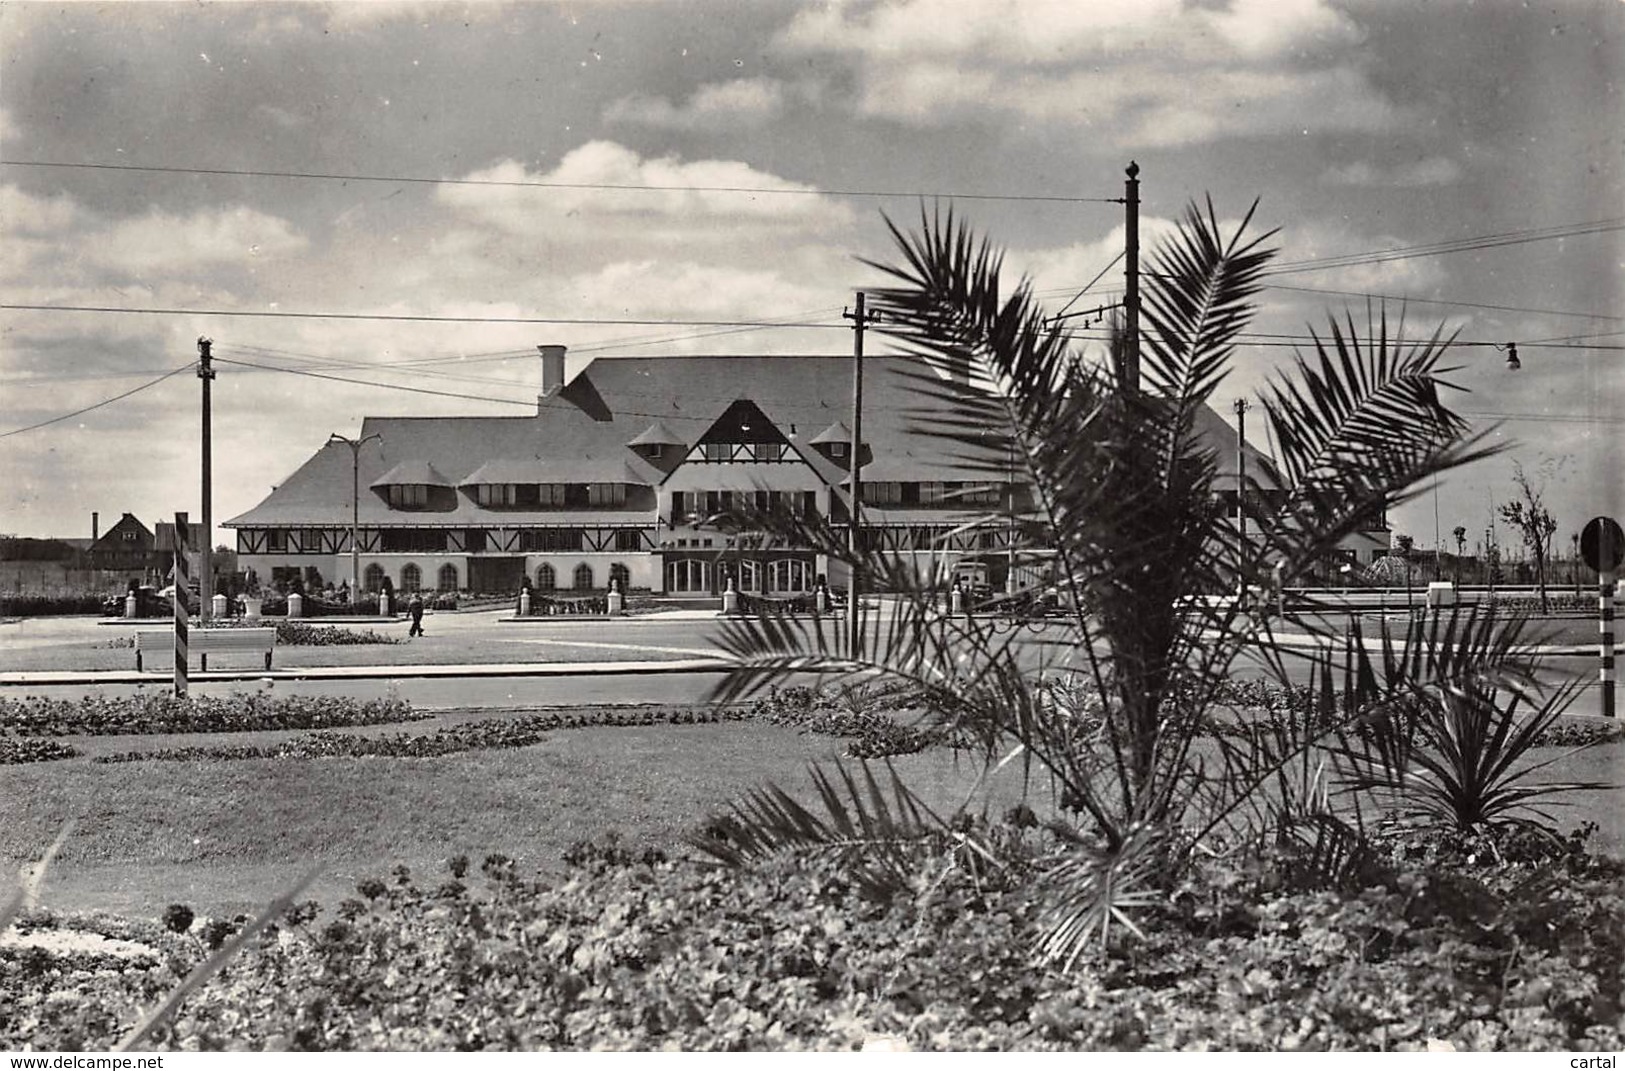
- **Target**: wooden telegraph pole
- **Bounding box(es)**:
[843,293,875,658]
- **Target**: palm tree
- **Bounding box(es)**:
[698,200,1535,966]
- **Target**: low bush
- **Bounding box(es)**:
[4,832,1619,1051]
[0,593,108,617]
[0,736,80,764]
[745,685,949,758]
[0,693,425,737]
[524,594,610,616]
[92,708,751,763]
[272,622,400,646]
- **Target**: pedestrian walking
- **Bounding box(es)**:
[408,592,425,637]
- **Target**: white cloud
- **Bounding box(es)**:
[437,141,854,236]
[605,78,787,131]
[1,185,80,236]
[1323,156,1464,188]
[775,0,1399,146]
[88,207,309,275]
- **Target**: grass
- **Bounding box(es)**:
[4,700,1618,919]
[0,710,1015,917]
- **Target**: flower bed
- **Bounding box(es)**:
[4,828,1619,1051]
[0,694,424,737]
[0,737,80,764]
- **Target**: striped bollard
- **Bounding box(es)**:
[1603,572,1617,720]
[173,511,189,698]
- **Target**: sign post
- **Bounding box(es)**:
[173,511,190,699]
[1580,516,1623,719]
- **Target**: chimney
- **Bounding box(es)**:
[92,512,99,541]
[537,345,567,410]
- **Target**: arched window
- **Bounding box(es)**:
[572,562,594,590]
[363,563,386,593]
[535,563,556,592]
[609,562,630,592]
[437,563,458,592]
[400,563,422,593]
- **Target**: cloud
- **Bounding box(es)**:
[775,0,1401,146]
[437,141,854,237]
[1322,156,1464,188]
[87,207,309,275]
[2,185,80,236]
[605,78,787,131]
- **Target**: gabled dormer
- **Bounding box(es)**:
[687,400,792,463]
[808,420,870,469]
[627,420,686,465]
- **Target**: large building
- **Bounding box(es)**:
[225,349,1387,597]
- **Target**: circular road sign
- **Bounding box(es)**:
[1580,516,1625,573]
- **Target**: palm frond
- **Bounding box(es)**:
[1034,824,1168,971]
[686,759,963,900]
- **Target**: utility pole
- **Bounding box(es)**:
[1122,161,1141,397]
[198,338,215,622]
[329,432,382,597]
[1235,397,1248,599]
[843,292,876,657]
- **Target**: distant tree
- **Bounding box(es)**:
[1498,462,1559,613]
[1394,533,1415,602]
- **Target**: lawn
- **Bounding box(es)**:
[0,709,1017,918]
[4,701,1619,919]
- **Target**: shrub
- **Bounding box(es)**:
[0,693,425,737]
[0,593,108,617]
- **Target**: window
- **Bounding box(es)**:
[703,442,731,462]
[614,529,644,552]
[647,444,664,459]
[463,528,488,553]
[770,559,811,593]
[518,528,582,552]
[537,483,568,507]
[122,530,138,542]
[387,484,429,509]
[536,563,556,591]
[737,559,761,593]
[437,563,458,592]
[363,563,386,593]
[752,442,784,462]
[919,481,948,505]
[587,482,626,507]
[572,562,594,590]
[475,483,517,507]
[400,563,422,593]
[266,529,288,552]
[299,529,325,553]
[959,482,1002,507]
[666,559,710,593]
[829,441,848,458]
[865,481,903,506]
[380,529,447,553]
[609,562,630,591]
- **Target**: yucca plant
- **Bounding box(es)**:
[696,198,1532,965]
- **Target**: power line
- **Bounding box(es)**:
[0,158,1119,204]
[212,356,537,407]
[0,364,193,438]
[1,302,853,329]
[1264,282,1624,322]
[1263,218,1625,277]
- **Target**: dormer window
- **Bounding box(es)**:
[387,484,429,509]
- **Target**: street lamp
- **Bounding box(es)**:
[328,432,382,597]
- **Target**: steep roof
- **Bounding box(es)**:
[225,355,1278,527]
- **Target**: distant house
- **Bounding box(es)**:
[87,513,155,573]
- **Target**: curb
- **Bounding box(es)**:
[0,658,734,687]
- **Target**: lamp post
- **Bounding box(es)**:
[328,432,381,596]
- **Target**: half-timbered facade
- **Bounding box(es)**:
[225,352,1048,597]
[226,350,1358,596]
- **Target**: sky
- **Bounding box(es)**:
[2,0,1621,563]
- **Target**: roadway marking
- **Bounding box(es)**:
[512,638,722,659]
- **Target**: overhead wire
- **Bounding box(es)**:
[0,158,1120,204]
[0,363,193,438]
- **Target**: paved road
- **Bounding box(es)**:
[2,606,1616,717]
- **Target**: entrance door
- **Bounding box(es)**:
[468,557,524,595]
